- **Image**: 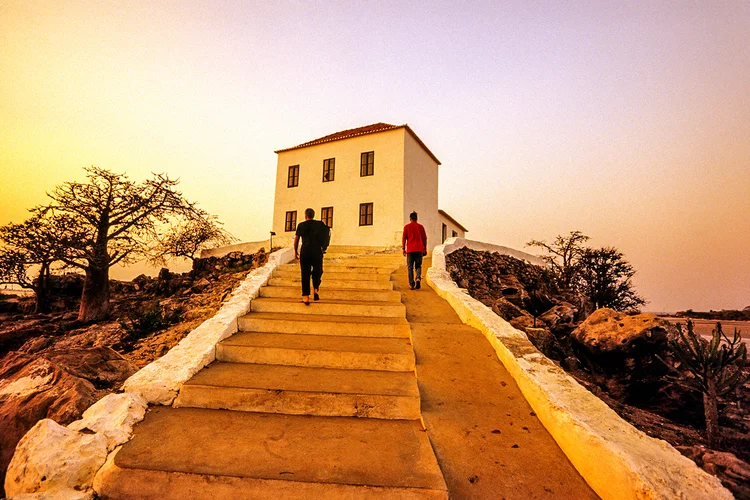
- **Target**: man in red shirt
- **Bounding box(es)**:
[402,211,428,290]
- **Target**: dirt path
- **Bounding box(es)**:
[395,260,598,499]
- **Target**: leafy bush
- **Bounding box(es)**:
[120,301,183,342]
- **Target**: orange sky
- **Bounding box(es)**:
[1,1,748,312]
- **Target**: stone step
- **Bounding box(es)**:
[250,297,405,318]
[267,277,394,290]
[239,312,410,338]
[173,362,421,419]
[273,268,391,282]
[96,407,447,500]
[259,285,401,302]
[280,263,396,274]
[216,332,416,371]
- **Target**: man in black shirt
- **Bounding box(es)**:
[294,208,331,305]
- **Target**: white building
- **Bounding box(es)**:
[271,123,467,250]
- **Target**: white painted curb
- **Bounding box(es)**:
[5,247,295,499]
[427,238,732,500]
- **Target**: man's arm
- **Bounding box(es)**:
[294,235,300,259]
[402,227,407,256]
[420,225,428,255]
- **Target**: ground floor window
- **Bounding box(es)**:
[359,203,373,226]
[321,206,333,228]
[285,210,297,232]
[442,223,447,242]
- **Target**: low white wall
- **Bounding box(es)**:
[5,247,296,499]
[427,239,732,500]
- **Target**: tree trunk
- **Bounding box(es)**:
[78,265,110,322]
[33,262,51,314]
[704,377,720,448]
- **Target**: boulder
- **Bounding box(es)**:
[509,312,540,331]
[571,308,673,402]
[68,393,147,450]
[4,419,107,497]
[539,302,578,335]
[491,297,525,321]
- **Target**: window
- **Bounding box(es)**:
[442,223,447,243]
[359,203,373,226]
[323,158,335,182]
[452,230,458,238]
[360,151,374,176]
[285,211,297,232]
[321,206,333,228]
[287,165,299,187]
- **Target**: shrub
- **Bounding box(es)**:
[670,320,748,448]
[120,301,183,342]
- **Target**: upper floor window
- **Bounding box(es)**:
[323,158,335,182]
[287,165,299,187]
[360,151,374,176]
[359,203,373,226]
[442,223,447,243]
[321,206,333,228]
[285,210,297,232]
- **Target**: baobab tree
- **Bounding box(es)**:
[47,166,206,322]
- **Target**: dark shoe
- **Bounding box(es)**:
[415,280,421,289]
[409,283,415,290]
[313,292,320,301]
[302,296,310,306]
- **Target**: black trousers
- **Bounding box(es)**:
[407,252,423,286]
[299,250,323,296]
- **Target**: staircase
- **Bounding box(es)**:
[97,247,448,499]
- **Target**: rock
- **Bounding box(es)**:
[0,348,137,493]
[20,335,53,354]
[68,393,147,451]
[524,327,565,361]
[4,419,107,497]
[509,313,542,331]
[10,488,95,499]
[48,347,138,388]
[191,278,211,293]
[491,297,525,321]
[675,446,750,499]
[571,308,673,402]
[561,356,580,371]
[538,302,578,335]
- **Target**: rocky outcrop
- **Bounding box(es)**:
[571,308,674,403]
[0,347,136,494]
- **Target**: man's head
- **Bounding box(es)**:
[409,211,418,221]
[305,208,315,220]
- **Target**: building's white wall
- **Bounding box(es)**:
[402,130,440,252]
[272,129,406,247]
[438,215,466,242]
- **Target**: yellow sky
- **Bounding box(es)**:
[1,1,748,312]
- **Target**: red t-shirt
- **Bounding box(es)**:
[402,221,427,253]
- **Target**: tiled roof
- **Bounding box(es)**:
[275,122,441,165]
